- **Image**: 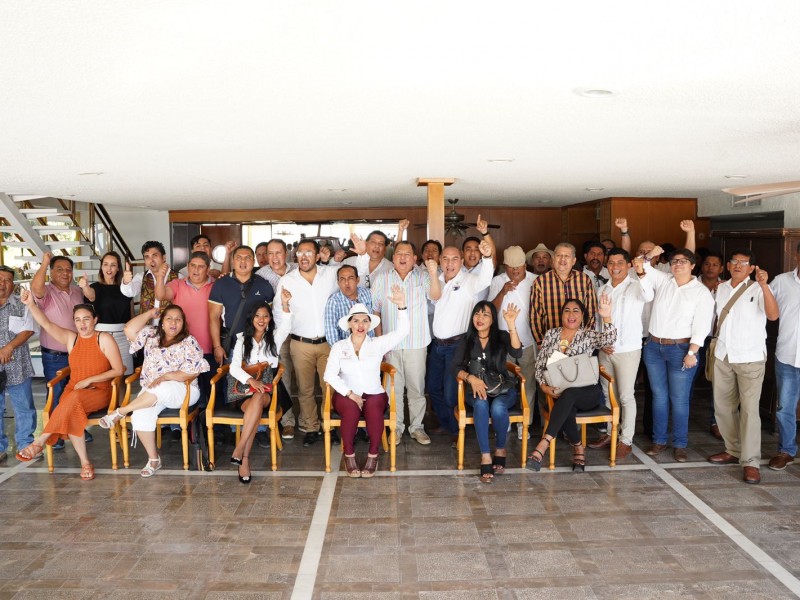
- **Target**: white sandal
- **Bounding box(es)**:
[99,409,123,429]
[140,457,161,478]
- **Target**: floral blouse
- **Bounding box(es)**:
[534,322,617,385]
[130,326,210,389]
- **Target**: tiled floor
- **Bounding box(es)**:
[1,381,800,599]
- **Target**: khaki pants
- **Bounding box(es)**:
[513,345,537,426]
[713,356,764,468]
[388,347,427,435]
[599,348,641,445]
[289,339,330,433]
[278,338,297,427]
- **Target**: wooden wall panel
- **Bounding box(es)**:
[609,198,708,251]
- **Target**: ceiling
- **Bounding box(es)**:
[1,1,799,211]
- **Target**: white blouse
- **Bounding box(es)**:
[229,309,292,384]
[324,310,409,397]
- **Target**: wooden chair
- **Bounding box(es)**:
[206,362,285,471]
[541,366,619,469]
[118,367,201,470]
[455,361,530,470]
[322,363,397,473]
[42,367,124,472]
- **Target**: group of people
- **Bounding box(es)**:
[0,215,798,486]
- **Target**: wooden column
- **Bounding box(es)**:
[416,178,455,244]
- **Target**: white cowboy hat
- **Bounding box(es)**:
[338,303,381,332]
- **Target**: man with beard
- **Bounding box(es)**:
[526,244,553,276]
[583,241,610,289]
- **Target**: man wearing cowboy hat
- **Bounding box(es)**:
[526,244,553,276]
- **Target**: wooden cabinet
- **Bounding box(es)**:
[710,228,800,424]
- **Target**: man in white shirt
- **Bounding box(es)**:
[767,244,800,471]
[428,239,494,440]
[461,215,497,303]
[639,247,714,462]
[369,240,441,444]
[343,228,395,289]
[275,238,365,447]
[489,246,536,440]
[707,250,778,484]
[588,248,653,460]
[582,241,610,289]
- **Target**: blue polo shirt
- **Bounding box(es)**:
[209,273,275,337]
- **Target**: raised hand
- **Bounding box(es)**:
[319,246,331,263]
[601,346,615,355]
[387,284,406,308]
[281,288,292,310]
[755,266,769,286]
[478,239,492,257]
[632,255,645,271]
[398,219,410,234]
[645,246,664,262]
[41,252,52,268]
[502,303,520,326]
[333,248,346,262]
[679,220,695,233]
[19,288,33,306]
[425,259,439,275]
[614,217,628,231]
[501,280,517,295]
[224,240,237,255]
[157,262,169,279]
[77,274,89,289]
[597,292,612,319]
[123,261,134,285]
[475,214,489,235]
[351,233,367,256]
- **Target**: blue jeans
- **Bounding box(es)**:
[466,388,518,454]
[41,351,69,410]
[0,378,36,452]
[643,340,698,448]
[775,359,800,456]
[427,341,459,434]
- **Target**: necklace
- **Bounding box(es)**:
[478,334,489,339]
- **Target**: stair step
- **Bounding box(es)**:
[2,241,91,249]
[18,208,71,218]
[0,225,81,233]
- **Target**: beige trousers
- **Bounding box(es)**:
[278,338,297,427]
[512,344,537,426]
[712,355,764,468]
[289,339,330,433]
[388,347,427,435]
[599,348,641,445]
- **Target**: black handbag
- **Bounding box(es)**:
[468,358,516,398]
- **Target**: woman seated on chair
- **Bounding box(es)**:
[228,289,292,484]
[17,291,124,480]
[527,295,616,472]
[99,305,209,477]
[323,285,408,478]
[452,301,523,483]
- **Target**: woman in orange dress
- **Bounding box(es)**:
[16,290,124,479]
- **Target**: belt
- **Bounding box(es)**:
[95,323,125,332]
[41,347,68,356]
[290,334,327,345]
[433,334,465,346]
[649,336,690,345]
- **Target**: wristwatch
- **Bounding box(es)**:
[687,350,695,357]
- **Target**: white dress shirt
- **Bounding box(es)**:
[715,280,766,364]
[229,309,292,384]
[598,275,653,353]
[465,261,491,303]
[324,310,409,396]
[770,270,800,367]
[344,256,393,288]
[488,271,536,349]
[256,262,297,291]
[432,257,494,340]
[584,265,610,289]
[275,265,346,339]
[639,262,714,347]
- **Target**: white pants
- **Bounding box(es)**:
[598,348,641,445]
[130,381,199,432]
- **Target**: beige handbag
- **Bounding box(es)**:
[545,353,599,390]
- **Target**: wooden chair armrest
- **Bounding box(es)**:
[456,377,467,412]
[121,367,142,408]
[599,367,619,410]
[43,367,71,414]
[210,364,230,385]
[506,361,522,377]
[380,363,396,412]
[179,374,200,412]
[323,383,332,415]
[107,376,123,411]
[268,364,285,418]
[380,362,397,376]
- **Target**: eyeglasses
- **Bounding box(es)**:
[296,251,315,258]
[670,258,691,266]
[729,259,750,266]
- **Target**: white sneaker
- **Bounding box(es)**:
[410,430,431,445]
[517,424,530,440]
[395,431,403,445]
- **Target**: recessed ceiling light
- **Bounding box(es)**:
[327,188,348,192]
[487,158,515,163]
[342,201,353,205]
[575,88,614,98]
[724,175,748,179]
[585,187,604,192]
[78,172,104,176]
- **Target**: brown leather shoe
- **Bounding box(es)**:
[743,466,761,484]
[710,424,723,440]
[615,441,632,461]
[645,443,667,456]
[673,448,688,462]
[768,452,795,471]
[708,451,739,465]
[588,434,612,449]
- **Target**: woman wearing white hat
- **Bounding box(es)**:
[323,285,408,477]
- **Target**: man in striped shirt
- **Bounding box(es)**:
[531,242,598,346]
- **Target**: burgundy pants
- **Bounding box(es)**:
[332,391,388,455]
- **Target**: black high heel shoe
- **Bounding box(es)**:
[571,442,586,472]
[231,455,243,466]
[238,456,251,484]
[526,436,553,472]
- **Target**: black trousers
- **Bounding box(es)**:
[545,382,603,444]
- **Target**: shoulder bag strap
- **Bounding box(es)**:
[712,280,750,338]
[223,279,256,354]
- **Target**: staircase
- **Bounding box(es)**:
[0,192,134,278]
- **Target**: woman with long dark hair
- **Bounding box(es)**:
[452,300,522,483]
[79,251,134,374]
[227,289,292,483]
[99,305,209,477]
[527,295,615,471]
